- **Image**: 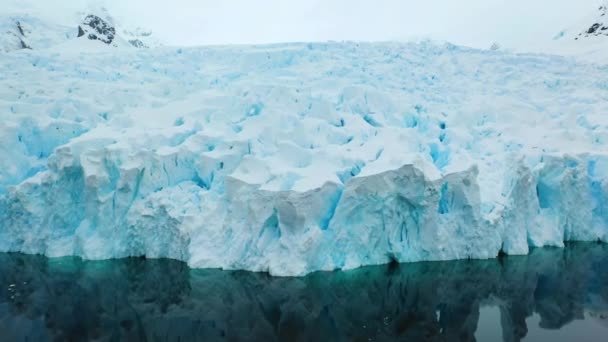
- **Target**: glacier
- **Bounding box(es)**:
[0,41,607,276]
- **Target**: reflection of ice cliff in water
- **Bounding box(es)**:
[0,243,607,341]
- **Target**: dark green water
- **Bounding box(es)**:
[0,243,607,342]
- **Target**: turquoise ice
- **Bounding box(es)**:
[1,41,607,275]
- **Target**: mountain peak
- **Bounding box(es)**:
[77,14,116,45]
[575,3,608,40]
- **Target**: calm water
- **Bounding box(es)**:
[0,243,607,342]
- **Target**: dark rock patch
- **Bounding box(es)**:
[16,21,25,36]
[77,15,116,44]
[587,23,601,34]
[128,39,148,48]
[576,4,608,38]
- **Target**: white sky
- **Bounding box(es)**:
[3,0,603,49]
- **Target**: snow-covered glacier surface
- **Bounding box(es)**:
[1,42,607,276]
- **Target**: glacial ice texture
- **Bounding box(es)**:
[1,42,608,275]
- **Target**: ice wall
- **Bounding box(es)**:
[0,41,607,275]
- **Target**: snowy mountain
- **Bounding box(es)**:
[78,14,116,45]
[1,8,160,52]
[546,2,608,63]
[575,3,608,40]
[0,1,601,59]
[73,7,163,48]
[122,27,163,48]
[0,15,76,53]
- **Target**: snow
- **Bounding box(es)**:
[530,2,608,64]
[1,39,607,276]
[0,4,160,53]
[0,14,77,52]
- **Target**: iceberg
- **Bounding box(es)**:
[0,41,607,276]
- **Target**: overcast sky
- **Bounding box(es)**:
[4,0,603,49]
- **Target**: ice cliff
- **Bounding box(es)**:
[0,41,607,276]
